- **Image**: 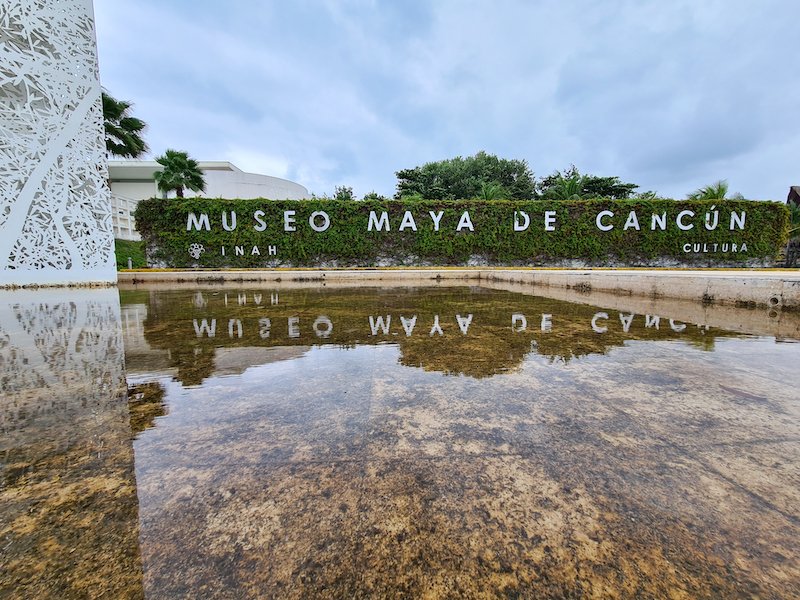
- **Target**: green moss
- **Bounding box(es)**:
[133,198,789,267]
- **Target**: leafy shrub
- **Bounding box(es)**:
[134,197,788,268]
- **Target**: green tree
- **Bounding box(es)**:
[153,149,205,198]
[395,151,535,200]
[362,191,390,202]
[687,180,744,201]
[539,171,587,200]
[539,166,638,200]
[102,91,148,158]
[333,185,355,201]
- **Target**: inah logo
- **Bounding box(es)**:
[188,243,205,259]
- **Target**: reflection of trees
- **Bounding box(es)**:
[399,325,530,378]
[128,381,168,438]
[173,345,217,388]
[133,288,738,385]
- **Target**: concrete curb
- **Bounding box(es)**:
[117,268,800,310]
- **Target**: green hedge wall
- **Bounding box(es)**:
[114,239,146,270]
[134,197,789,268]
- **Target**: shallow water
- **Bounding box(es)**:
[2,285,799,598]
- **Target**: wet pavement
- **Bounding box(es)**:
[2,285,799,598]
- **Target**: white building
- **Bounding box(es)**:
[109,160,309,240]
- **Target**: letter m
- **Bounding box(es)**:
[187,212,211,231]
[368,211,390,232]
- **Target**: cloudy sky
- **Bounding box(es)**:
[94,0,798,201]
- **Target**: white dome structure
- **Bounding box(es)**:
[109,160,309,240]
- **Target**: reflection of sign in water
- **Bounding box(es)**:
[126,288,741,384]
[190,311,691,339]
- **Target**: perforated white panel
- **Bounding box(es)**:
[0,0,116,286]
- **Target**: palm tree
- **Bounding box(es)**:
[544,173,586,201]
[102,91,148,158]
[687,180,744,201]
[153,150,206,198]
[789,203,800,235]
[476,181,508,200]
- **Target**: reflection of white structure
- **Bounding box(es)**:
[0,287,126,427]
[109,161,309,240]
[0,0,115,286]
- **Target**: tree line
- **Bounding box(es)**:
[324,152,748,203]
[101,91,785,206]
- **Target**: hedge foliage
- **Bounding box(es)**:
[114,238,146,269]
[134,197,789,268]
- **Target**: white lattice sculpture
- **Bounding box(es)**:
[0,0,116,286]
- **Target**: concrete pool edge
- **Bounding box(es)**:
[116,268,800,310]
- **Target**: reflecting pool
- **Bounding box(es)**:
[2,284,799,598]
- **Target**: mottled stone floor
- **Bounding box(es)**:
[132,337,799,598]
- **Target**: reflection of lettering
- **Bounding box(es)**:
[456,314,473,335]
[369,315,391,335]
[228,319,242,338]
[288,316,300,338]
[512,313,553,333]
[400,315,416,337]
[429,315,443,336]
[313,316,333,338]
[259,318,271,339]
[591,312,609,333]
[187,310,697,341]
[193,319,216,337]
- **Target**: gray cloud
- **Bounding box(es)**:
[95,0,800,201]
